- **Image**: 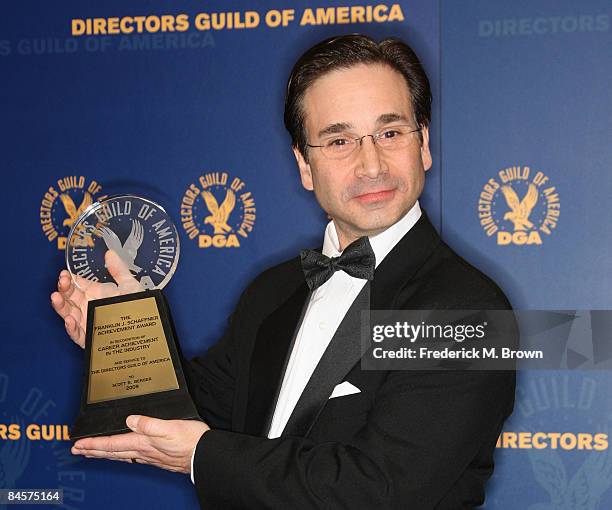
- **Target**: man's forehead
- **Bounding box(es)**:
[301,63,414,135]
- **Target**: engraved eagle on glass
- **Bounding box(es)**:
[98,220,144,274]
[65,195,180,290]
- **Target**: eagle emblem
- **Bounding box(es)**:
[59,192,93,227]
[97,220,144,274]
[201,189,236,234]
[501,183,538,231]
[528,441,612,509]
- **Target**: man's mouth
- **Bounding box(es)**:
[353,189,396,203]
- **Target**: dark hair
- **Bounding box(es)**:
[284,34,432,160]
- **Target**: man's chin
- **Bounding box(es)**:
[343,212,403,237]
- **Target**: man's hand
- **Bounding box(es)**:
[50,250,143,348]
[72,416,210,474]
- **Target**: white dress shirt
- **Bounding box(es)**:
[192,201,422,480]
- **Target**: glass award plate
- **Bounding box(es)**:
[66,195,180,290]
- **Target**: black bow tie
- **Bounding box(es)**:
[300,236,376,291]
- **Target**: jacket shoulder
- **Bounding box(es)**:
[238,255,304,311]
[408,242,512,310]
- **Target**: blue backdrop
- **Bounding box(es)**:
[1,0,610,508]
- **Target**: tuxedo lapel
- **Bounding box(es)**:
[245,282,310,436]
[281,283,370,438]
[371,212,440,309]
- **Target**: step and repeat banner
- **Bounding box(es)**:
[441,1,611,508]
[1,0,610,508]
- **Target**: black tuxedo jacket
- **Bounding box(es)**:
[183,213,516,509]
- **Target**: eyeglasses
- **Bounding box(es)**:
[307,124,422,160]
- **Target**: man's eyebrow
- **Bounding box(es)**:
[317,122,353,139]
[376,113,410,125]
[316,114,410,139]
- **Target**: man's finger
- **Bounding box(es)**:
[74,431,145,452]
[59,276,87,309]
[74,450,185,473]
[56,273,88,316]
[51,292,74,320]
[57,270,74,295]
[73,447,163,467]
[126,415,168,438]
[64,316,85,347]
[72,447,141,461]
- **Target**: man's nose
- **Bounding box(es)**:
[355,136,385,179]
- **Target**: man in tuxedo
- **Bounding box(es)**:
[51,35,515,509]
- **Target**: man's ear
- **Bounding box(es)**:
[420,126,432,172]
[293,147,314,191]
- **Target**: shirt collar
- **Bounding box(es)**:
[322,200,422,268]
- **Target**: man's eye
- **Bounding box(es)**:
[326,138,351,147]
[381,129,401,139]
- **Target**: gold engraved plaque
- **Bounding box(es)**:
[88,297,179,403]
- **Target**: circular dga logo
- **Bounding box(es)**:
[180,171,256,249]
[39,176,106,250]
[66,195,180,289]
[477,165,560,245]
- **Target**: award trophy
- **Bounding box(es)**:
[66,195,199,440]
